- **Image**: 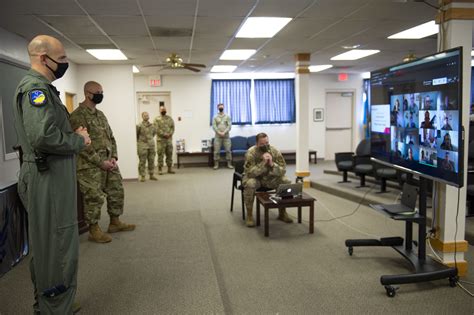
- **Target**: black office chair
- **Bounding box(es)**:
[353,139,374,188]
[230,160,246,220]
[335,152,354,183]
[374,163,398,193]
[230,160,274,220]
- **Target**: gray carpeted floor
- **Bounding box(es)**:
[0,165,473,314]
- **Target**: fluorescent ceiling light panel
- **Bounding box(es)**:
[309,65,333,72]
[210,65,237,73]
[86,49,127,60]
[362,72,371,79]
[330,49,380,61]
[220,49,257,60]
[388,20,438,39]
[132,65,139,73]
[471,50,474,56]
[472,59,474,67]
[236,17,292,38]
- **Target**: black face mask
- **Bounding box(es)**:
[259,144,270,153]
[161,111,167,116]
[91,93,104,104]
[218,108,224,112]
[45,55,69,79]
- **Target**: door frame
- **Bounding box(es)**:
[135,91,171,122]
[324,89,356,158]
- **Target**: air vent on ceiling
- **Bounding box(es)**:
[149,27,192,37]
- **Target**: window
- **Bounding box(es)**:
[210,80,252,125]
[210,78,296,125]
[254,79,295,124]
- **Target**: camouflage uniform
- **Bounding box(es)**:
[212,113,232,162]
[14,69,85,314]
[136,121,156,177]
[69,105,124,225]
[154,114,175,168]
[243,145,291,212]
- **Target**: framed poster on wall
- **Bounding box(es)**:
[313,108,324,122]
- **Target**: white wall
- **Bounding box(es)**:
[76,65,138,179]
[309,74,365,157]
[134,73,364,157]
[0,27,28,183]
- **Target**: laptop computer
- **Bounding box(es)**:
[275,183,303,198]
[379,183,418,215]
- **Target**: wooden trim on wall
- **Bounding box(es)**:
[295,53,311,62]
[445,261,468,276]
[437,8,474,23]
[296,171,311,177]
[429,237,469,253]
[296,67,310,74]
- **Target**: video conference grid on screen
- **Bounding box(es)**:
[370,48,463,186]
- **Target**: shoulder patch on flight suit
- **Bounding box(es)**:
[29,90,47,106]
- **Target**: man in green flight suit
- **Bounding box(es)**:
[154,104,175,175]
[14,35,90,314]
[69,81,135,244]
[136,111,157,182]
[212,103,233,170]
[243,133,293,227]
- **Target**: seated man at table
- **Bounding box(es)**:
[242,133,293,227]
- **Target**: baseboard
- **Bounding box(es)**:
[445,260,468,276]
[429,237,469,253]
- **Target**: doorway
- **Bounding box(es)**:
[136,92,171,123]
[325,91,353,160]
[65,92,75,113]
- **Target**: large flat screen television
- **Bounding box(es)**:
[370,47,464,187]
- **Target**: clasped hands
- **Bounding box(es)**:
[101,158,118,171]
[262,152,273,167]
[75,126,91,146]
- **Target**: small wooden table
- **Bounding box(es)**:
[255,192,316,237]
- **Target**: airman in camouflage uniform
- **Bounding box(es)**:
[137,111,157,181]
[14,35,90,315]
[243,133,293,227]
[154,105,175,174]
[212,103,233,169]
[69,81,135,244]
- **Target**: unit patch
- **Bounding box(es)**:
[29,90,47,106]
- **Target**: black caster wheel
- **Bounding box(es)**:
[385,285,397,297]
[348,247,353,256]
[449,276,458,288]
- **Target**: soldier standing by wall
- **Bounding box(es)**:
[69,81,135,244]
[137,111,157,181]
[212,103,233,170]
[242,133,293,227]
[154,104,175,175]
[14,35,90,314]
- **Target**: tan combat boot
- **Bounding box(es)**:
[158,167,163,175]
[277,208,293,223]
[227,161,234,169]
[246,208,255,227]
[213,161,219,170]
[167,166,175,174]
[108,216,136,233]
[150,174,158,181]
[139,175,146,182]
[88,223,112,243]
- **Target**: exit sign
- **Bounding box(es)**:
[149,75,162,87]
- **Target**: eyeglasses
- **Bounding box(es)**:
[87,90,103,94]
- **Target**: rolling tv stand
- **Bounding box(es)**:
[345,177,458,297]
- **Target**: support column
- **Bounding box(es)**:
[431,0,474,276]
[295,53,311,188]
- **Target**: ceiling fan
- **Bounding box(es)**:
[143,53,206,72]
